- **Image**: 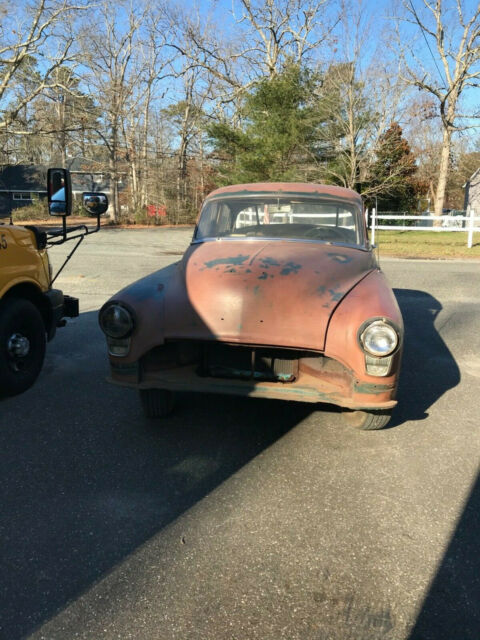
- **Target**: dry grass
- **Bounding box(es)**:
[374,230,480,259]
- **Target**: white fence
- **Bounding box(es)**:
[236,209,353,227]
[368,209,480,248]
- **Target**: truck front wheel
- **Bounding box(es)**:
[0,298,46,398]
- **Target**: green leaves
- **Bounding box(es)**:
[369,123,420,211]
[207,64,324,184]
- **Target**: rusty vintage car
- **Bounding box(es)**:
[99,183,403,429]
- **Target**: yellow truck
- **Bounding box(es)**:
[0,168,108,397]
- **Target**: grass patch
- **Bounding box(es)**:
[374,230,480,259]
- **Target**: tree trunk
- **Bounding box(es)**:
[140,84,152,210]
[126,123,138,214]
[433,127,452,224]
[176,145,188,224]
[108,108,121,222]
[130,153,139,212]
[177,133,189,222]
[109,146,118,223]
[57,95,67,166]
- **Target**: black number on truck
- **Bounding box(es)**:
[0,234,7,249]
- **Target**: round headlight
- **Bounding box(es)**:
[360,320,398,357]
[99,303,134,339]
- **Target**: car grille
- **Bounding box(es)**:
[142,341,324,384]
[200,343,301,382]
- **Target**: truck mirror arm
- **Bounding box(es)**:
[46,214,101,246]
[47,215,101,285]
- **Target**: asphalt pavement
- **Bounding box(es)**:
[0,228,479,640]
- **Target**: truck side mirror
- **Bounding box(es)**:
[47,168,72,217]
[82,192,109,216]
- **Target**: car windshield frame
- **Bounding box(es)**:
[193,194,367,248]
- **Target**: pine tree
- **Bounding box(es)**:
[369,123,419,211]
[208,65,324,184]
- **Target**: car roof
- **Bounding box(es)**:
[205,182,363,203]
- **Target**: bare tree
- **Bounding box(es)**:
[0,0,88,134]
[403,95,443,209]
[26,66,99,165]
[232,0,332,77]
[160,63,214,221]
[165,0,335,121]
[400,0,480,218]
[317,2,411,200]
[80,0,144,221]
[163,3,246,115]
[126,8,175,213]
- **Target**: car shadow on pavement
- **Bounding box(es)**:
[0,309,313,639]
[388,289,460,428]
[408,470,480,640]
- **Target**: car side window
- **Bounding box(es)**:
[196,202,234,237]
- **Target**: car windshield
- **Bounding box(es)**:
[195,196,363,246]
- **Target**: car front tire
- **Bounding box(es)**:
[342,408,392,430]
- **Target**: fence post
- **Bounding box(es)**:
[467,208,475,249]
[371,207,376,245]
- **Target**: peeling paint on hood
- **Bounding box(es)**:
[173,239,375,351]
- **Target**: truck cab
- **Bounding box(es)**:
[0,168,107,397]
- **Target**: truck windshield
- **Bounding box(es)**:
[195,196,363,246]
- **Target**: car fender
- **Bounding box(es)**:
[324,269,403,383]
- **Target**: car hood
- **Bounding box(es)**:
[161,239,375,352]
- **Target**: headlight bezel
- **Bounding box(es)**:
[358,317,401,358]
[99,301,136,339]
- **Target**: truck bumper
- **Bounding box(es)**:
[43,289,79,340]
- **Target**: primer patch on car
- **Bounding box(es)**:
[316,284,344,303]
[259,257,281,269]
[280,262,302,275]
[203,254,250,269]
[328,252,353,264]
[329,288,344,301]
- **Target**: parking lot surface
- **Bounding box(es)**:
[1,228,479,640]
